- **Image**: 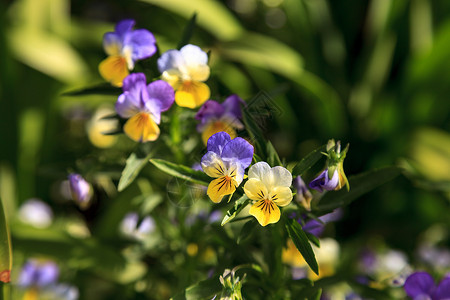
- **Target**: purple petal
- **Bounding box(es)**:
[319,209,343,223]
[68,173,91,204]
[302,219,324,237]
[116,73,148,118]
[206,132,231,155]
[157,49,183,73]
[309,169,339,192]
[103,32,122,53]
[222,94,244,119]
[115,19,135,37]
[221,137,254,169]
[128,29,157,61]
[195,100,224,121]
[147,80,175,112]
[404,272,435,299]
[433,277,450,299]
[294,176,309,195]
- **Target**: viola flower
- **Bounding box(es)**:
[201,132,253,203]
[244,162,293,226]
[293,176,313,210]
[195,95,245,144]
[115,73,174,142]
[309,139,349,192]
[158,44,210,108]
[404,271,450,300]
[18,260,59,288]
[99,19,156,87]
[68,173,92,208]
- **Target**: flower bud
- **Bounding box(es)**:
[68,173,92,208]
[293,176,313,211]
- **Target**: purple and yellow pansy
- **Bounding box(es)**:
[99,19,156,87]
[201,132,253,203]
[195,94,244,144]
[158,44,210,108]
[115,73,174,142]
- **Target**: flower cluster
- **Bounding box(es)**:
[99,19,156,87]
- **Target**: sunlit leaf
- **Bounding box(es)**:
[315,167,402,212]
[221,195,249,226]
[285,218,318,275]
[219,32,304,80]
[139,0,243,42]
[118,147,154,192]
[150,159,210,186]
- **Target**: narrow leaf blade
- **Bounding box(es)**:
[292,145,327,177]
[221,195,249,226]
[118,151,153,192]
[150,159,210,186]
[285,218,318,275]
[0,199,12,284]
[62,83,121,96]
[177,13,197,49]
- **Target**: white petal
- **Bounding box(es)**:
[180,44,208,67]
[248,162,271,181]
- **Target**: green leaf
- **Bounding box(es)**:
[292,145,327,177]
[118,147,154,192]
[285,218,318,275]
[139,0,243,41]
[221,195,249,226]
[61,83,121,96]
[171,276,222,300]
[219,32,304,79]
[266,141,282,166]
[177,13,197,49]
[0,198,11,284]
[305,232,320,248]
[315,167,402,212]
[150,159,210,186]
[237,219,257,244]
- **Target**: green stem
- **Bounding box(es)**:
[169,106,184,164]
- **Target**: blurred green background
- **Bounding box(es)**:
[0,0,449,298]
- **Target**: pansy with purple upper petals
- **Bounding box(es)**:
[195,94,244,144]
[201,132,254,203]
[158,44,210,108]
[116,73,174,142]
[99,19,156,87]
[404,271,450,300]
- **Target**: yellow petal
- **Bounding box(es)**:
[202,153,226,178]
[270,186,293,207]
[161,69,182,89]
[175,81,210,108]
[243,179,268,201]
[201,121,237,145]
[123,112,160,142]
[249,199,280,226]
[207,176,236,203]
[99,55,129,87]
[187,64,210,82]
